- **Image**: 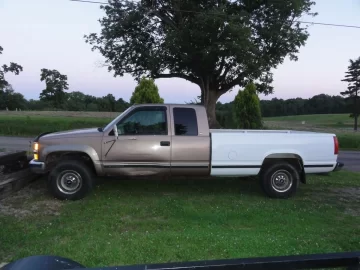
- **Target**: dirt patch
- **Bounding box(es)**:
[330,187,360,198]
[328,187,360,217]
[0,179,62,218]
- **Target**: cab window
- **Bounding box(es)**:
[116,107,167,135]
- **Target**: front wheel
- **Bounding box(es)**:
[260,162,300,199]
[48,160,95,200]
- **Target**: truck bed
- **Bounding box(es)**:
[210,129,338,176]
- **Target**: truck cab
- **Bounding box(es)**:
[100,104,210,177]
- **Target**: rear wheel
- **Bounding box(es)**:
[48,160,94,200]
[260,162,299,199]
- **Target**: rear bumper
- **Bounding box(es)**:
[29,159,46,174]
[333,162,344,172]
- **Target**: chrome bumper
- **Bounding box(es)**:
[333,162,344,172]
[29,159,46,174]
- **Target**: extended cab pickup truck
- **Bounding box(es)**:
[29,104,343,200]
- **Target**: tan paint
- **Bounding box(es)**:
[169,105,210,176]
[34,104,212,178]
[38,131,104,175]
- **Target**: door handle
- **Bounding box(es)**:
[128,137,137,140]
[160,141,170,146]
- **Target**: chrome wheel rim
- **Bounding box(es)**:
[270,170,293,193]
[56,170,82,195]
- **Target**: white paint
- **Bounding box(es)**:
[210,129,337,176]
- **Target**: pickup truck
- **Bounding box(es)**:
[29,104,343,200]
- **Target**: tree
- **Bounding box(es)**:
[115,98,130,112]
[130,77,164,104]
[65,91,87,111]
[39,69,69,109]
[0,85,27,110]
[85,0,316,127]
[0,46,23,90]
[233,82,262,129]
[341,57,360,131]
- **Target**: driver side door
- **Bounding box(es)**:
[101,105,171,177]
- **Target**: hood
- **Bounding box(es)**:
[40,128,102,140]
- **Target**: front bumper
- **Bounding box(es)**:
[333,161,344,172]
[29,159,46,174]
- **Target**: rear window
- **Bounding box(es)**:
[173,108,198,136]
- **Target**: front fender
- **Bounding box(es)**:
[40,144,103,175]
[41,144,100,161]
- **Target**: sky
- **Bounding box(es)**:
[0,0,360,103]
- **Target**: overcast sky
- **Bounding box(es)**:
[0,0,360,103]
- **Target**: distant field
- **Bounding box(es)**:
[264,114,360,150]
[0,111,120,136]
[0,110,120,119]
[264,114,354,128]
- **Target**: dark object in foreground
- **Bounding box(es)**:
[0,151,28,174]
[2,252,360,270]
[0,151,39,200]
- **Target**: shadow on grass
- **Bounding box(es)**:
[93,176,264,198]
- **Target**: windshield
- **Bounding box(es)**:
[102,106,132,131]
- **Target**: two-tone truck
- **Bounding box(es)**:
[29,104,342,200]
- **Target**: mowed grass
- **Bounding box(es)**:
[264,113,354,127]
[0,115,111,137]
[264,114,360,150]
[1,171,359,267]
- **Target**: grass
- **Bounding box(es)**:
[0,115,110,137]
[264,114,360,150]
[264,113,354,127]
[0,171,359,268]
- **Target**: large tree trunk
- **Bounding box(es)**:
[202,87,222,129]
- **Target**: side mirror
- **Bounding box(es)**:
[113,125,119,139]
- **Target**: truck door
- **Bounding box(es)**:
[101,105,171,176]
[170,106,210,176]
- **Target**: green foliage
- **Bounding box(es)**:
[233,83,262,129]
[0,45,23,90]
[39,68,69,108]
[341,56,360,130]
[85,0,316,127]
[0,85,27,110]
[130,77,164,104]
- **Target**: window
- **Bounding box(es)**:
[116,107,167,135]
[173,108,198,136]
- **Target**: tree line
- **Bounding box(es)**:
[1,79,355,118]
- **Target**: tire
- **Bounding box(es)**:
[47,160,95,200]
[260,162,300,199]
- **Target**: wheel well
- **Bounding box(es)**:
[260,155,306,184]
[45,151,96,173]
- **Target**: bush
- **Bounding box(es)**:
[233,82,263,129]
[130,77,164,104]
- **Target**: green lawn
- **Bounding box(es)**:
[1,171,359,268]
[264,114,360,150]
[264,113,354,127]
[0,115,110,137]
